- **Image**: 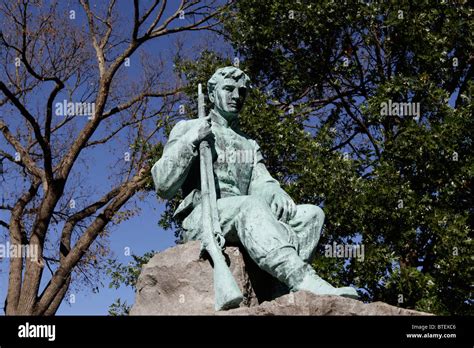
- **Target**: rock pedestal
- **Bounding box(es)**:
[130,241,430,316]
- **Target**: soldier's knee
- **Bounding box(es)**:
[313,205,325,224]
[296,204,325,224]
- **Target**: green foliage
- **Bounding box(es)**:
[108,298,131,316]
[106,251,155,315]
[219,0,473,315]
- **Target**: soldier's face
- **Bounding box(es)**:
[213,78,247,117]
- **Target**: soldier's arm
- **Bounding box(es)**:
[151,120,198,199]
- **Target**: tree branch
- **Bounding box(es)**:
[36,169,149,314]
[0,118,45,179]
[102,88,182,118]
[329,76,381,158]
[5,179,40,315]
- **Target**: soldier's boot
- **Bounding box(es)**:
[262,247,359,299]
[290,267,359,299]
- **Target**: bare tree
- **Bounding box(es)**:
[0,0,227,315]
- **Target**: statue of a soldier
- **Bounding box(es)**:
[151,66,358,302]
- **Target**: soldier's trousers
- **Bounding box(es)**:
[182,195,325,288]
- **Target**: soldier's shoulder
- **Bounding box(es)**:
[170,118,200,135]
[175,118,201,128]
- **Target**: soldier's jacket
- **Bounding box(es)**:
[151,110,290,221]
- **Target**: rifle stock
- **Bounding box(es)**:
[198,83,243,311]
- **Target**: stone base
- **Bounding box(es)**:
[130,241,430,316]
[218,291,431,316]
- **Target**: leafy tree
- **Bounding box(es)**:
[216,0,473,315]
[114,0,473,315]
[0,0,226,315]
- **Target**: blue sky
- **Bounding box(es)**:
[57,202,176,315]
[0,0,232,315]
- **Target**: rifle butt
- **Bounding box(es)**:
[205,243,243,311]
[212,258,244,311]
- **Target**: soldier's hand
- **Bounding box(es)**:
[188,116,213,147]
[270,192,297,223]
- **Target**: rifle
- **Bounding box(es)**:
[197,83,244,311]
